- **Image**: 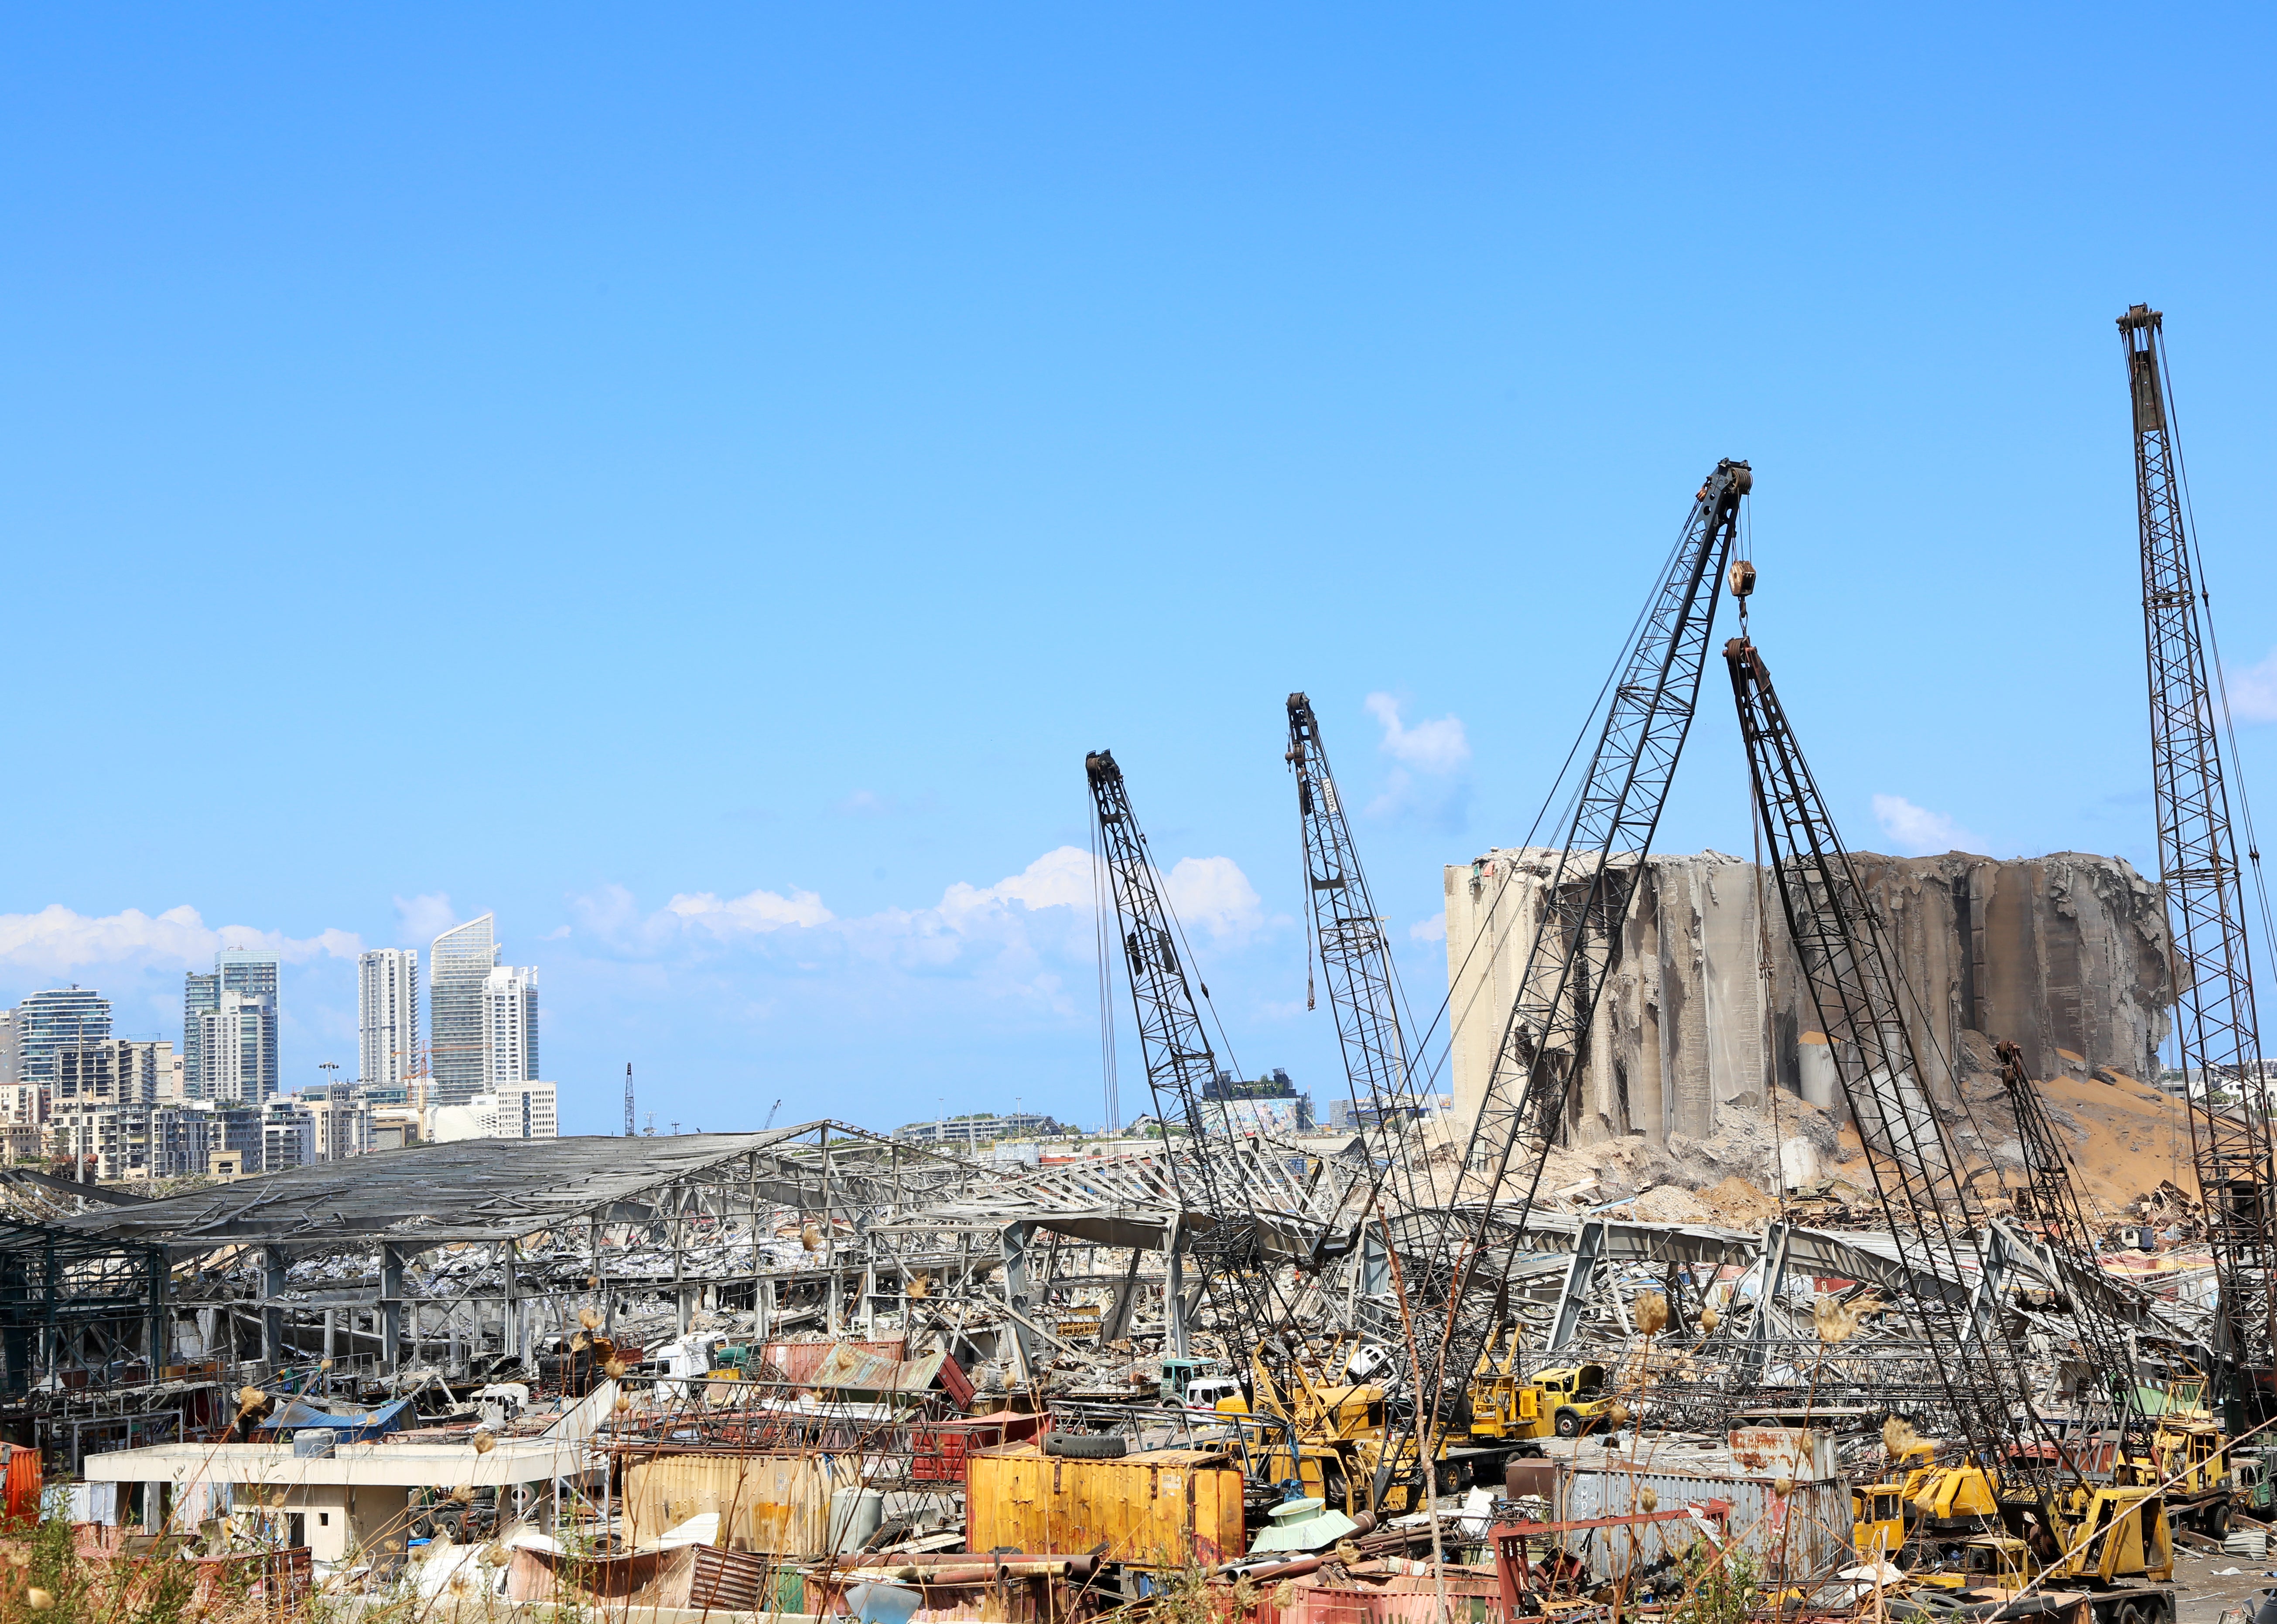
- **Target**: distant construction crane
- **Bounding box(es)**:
[624,1063,636,1137]
[763,1098,781,1129]
[2120,304,2277,1415]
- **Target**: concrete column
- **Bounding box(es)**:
[1163,1219,1187,1359]
[1100,1248,1144,1344]
[380,1245,404,1372]
[262,1248,288,1372]
[754,1277,775,1343]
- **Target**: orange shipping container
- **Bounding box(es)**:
[964,1446,1241,1569]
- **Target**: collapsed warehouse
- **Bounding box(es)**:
[34,314,2277,1624]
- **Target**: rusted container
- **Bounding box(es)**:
[908,1410,1049,1481]
[623,1452,861,1556]
[966,1444,1242,1568]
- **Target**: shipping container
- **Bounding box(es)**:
[623,1452,862,1556]
[967,1444,1243,1568]
[1558,1450,1850,1590]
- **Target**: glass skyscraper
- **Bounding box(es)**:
[429,915,499,1107]
[19,988,112,1091]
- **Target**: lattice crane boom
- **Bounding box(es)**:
[1084,748,1282,1372]
[1287,695,1424,1159]
[2120,304,2277,1395]
[1728,632,2069,1505]
[1996,1041,2154,1461]
[1381,459,1748,1481]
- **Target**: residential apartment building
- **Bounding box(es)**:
[298,1082,373,1161]
[357,948,420,1089]
[184,951,280,1102]
[429,915,498,1107]
[51,1102,220,1181]
[482,966,539,1088]
[198,993,273,1106]
[260,1099,316,1173]
[18,988,112,1092]
[54,1039,173,1109]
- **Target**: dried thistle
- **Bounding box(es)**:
[479,1545,508,1569]
[1773,1476,1794,1498]
[319,1358,333,1371]
[1813,1296,1861,1344]
[472,1429,496,1455]
[1639,1487,1659,1513]
[1633,1291,1670,1337]
[612,1393,633,1414]
[801,1222,823,1252]
[1883,1417,1920,1460]
[908,1275,931,1299]
[1604,1401,1632,1430]
[26,1588,51,1612]
[587,1275,601,1291]
[570,1331,590,1352]
[5,1549,30,1570]
[451,1485,476,1504]
[1698,1305,1720,1334]
[603,1357,628,1380]
[578,1307,602,1331]
[236,1384,267,1413]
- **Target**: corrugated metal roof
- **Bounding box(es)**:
[47,1124,857,1250]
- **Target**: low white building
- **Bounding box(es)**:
[431,1080,557,1142]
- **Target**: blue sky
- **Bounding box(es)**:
[2,7,2272,1134]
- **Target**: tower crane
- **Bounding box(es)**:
[1084,749,1286,1385]
[1377,460,1750,1492]
[2120,305,2277,1413]
[1730,630,2174,1584]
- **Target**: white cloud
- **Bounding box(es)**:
[393,893,459,945]
[1162,856,1265,940]
[0,904,361,978]
[1409,912,1448,944]
[2227,647,2277,724]
[665,885,835,938]
[574,844,1272,1015]
[1871,794,1985,857]
[1364,693,1470,772]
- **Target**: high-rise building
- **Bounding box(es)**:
[0,1008,20,1086]
[357,948,421,1088]
[482,966,539,1088]
[182,972,219,1097]
[198,992,273,1106]
[217,950,280,1102]
[18,988,112,1094]
[429,915,498,1107]
[187,954,279,1102]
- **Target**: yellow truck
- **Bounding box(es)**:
[1468,1357,1617,1441]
